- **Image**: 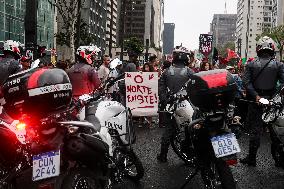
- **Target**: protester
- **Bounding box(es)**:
[138,63,155,128]
[98,54,111,84]
[187,52,199,73]
[200,60,213,71]
[162,60,172,71]
[56,60,68,71]
[157,46,194,163]
[241,36,284,167]
[108,60,123,102]
[19,56,31,70]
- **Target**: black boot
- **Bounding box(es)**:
[157,146,168,163]
[240,142,258,167]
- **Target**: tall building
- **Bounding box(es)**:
[210,14,237,48]
[106,0,118,57]
[117,0,163,48]
[272,0,284,26]
[37,0,55,48]
[0,0,55,48]
[0,0,26,43]
[163,23,175,55]
[236,0,274,58]
[81,0,107,51]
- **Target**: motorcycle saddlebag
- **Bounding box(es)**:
[65,134,109,164]
[2,68,72,120]
[187,69,237,111]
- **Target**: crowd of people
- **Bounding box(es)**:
[1,35,284,169]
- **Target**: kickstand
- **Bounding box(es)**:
[180,167,199,189]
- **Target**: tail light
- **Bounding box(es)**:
[16,122,26,131]
[226,159,238,166]
[38,183,54,189]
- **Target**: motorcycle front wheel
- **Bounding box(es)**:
[61,168,106,189]
[124,150,144,181]
[114,149,144,182]
[201,159,236,189]
[171,130,196,165]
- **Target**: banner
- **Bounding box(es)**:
[125,72,159,117]
[199,34,213,57]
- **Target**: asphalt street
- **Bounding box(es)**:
[129,121,284,189]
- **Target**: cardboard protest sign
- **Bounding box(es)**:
[125,72,159,116]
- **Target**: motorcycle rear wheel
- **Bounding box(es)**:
[61,168,105,189]
[271,143,284,168]
[201,159,236,189]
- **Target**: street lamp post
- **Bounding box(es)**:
[120,0,126,61]
[108,0,114,58]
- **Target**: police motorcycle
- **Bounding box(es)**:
[73,73,144,186]
[0,68,111,189]
[177,70,241,189]
[260,88,284,168]
[160,79,195,164]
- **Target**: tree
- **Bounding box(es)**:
[55,20,96,47]
[48,0,86,62]
[256,25,284,61]
[124,37,144,57]
[217,42,236,57]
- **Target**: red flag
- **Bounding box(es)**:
[227,49,239,60]
[219,57,229,65]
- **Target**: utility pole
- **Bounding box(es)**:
[25,0,38,58]
[120,0,126,61]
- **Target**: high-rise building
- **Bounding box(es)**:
[0,0,55,48]
[236,0,274,58]
[106,0,118,57]
[163,23,175,55]
[0,0,25,43]
[37,0,55,48]
[210,14,237,48]
[81,0,107,51]
[117,0,163,48]
[272,0,284,26]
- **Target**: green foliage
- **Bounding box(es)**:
[257,25,284,60]
[56,20,96,47]
[124,37,144,56]
[217,42,236,57]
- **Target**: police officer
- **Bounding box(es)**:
[67,46,101,99]
[0,40,21,86]
[157,46,194,163]
[241,36,284,166]
[0,40,21,127]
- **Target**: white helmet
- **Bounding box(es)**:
[2,40,21,57]
[172,45,190,63]
[256,36,276,56]
[76,45,101,64]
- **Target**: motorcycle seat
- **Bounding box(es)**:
[58,121,100,132]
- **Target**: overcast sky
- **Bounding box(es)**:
[164,0,238,50]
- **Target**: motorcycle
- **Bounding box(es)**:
[0,68,111,189]
[260,90,284,168]
[72,75,144,186]
[177,70,241,189]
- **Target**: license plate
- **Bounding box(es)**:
[32,150,60,181]
[211,133,241,158]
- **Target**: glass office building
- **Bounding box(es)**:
[0,0,54,48]
[0,0,26,43]
[37,0,55,48]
